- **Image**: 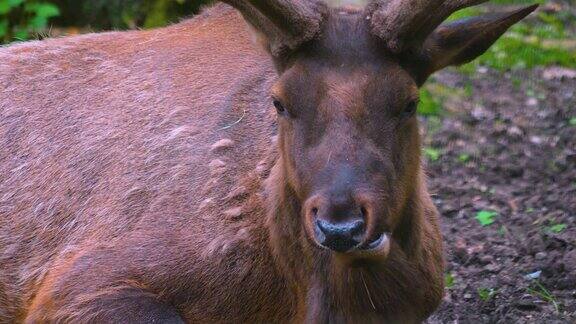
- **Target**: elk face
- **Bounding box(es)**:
[224,0,537,260]
[271,15,420,259]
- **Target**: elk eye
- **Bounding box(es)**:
[401,100,418,118]
[273,99,286,115]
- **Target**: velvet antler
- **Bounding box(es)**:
[367,0,489,53]
[222,0,327,56]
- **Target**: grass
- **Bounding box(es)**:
[419,0,574,119]
[419,81,474,117]
[445,2,576,73]
[527,281,560,313]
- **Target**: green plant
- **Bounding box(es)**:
[527,281,560,313]
[458,153,471,163]
[50,0,208,32]
[423,147,441,162]
[547,223,567,234]
[0,0,60,43]
[475,210,498,226]
[445,273,456,289]
[418,88,442,116]
[450,3,576,72]
[569,117,576,126]
[477,287,496,301]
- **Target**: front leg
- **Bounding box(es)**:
[26,285,184,324]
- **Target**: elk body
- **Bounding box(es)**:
[0,1,536,322]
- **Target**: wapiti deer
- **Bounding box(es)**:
[0,0,536,322]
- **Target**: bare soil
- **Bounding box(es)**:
[425,68,576,323]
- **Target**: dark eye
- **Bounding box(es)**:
[401,100,418,119]
[273,99,287,115]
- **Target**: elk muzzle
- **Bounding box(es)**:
[305,189,390,258]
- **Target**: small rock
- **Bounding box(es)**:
[507,125,524,137]
[529,136,543,145]
[535,252,547,261]
[463,293,473,300]
[524,270,542,280]
[471,106,488,121]
[479,255,494,265]
[525,98,538,107]
[514,301,540,311]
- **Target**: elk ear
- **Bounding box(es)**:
[415,4,538,80]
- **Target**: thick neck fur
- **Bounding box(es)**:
[264,157,444,323]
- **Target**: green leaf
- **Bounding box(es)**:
[28,15,48,29]
[569,117,576,126]
[0,19,7,38]
[0,0,24,15]
[445,273,456,289]
[548,223,567,233]
[424,147,441,162]
[24,3,60,18]
[418,88,442,116]
[477,287,496,301]
[475,210,498,226]
[458,153,471,163]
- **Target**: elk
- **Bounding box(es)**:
[0,0,536,322]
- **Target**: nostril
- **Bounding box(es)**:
[311,207,318,216]
[360,206,368,217]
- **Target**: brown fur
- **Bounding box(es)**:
[0,1,535,323]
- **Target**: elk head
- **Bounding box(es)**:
[223,0,536,261]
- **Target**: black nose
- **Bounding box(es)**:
[315,219,365,252]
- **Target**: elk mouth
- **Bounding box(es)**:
[359,232,389,251]
[330,232,391,266]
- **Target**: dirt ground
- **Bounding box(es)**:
[424,68,575,323]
